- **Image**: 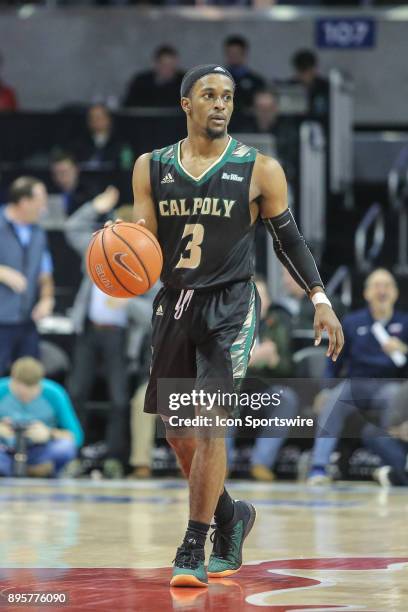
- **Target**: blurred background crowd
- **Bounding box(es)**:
[0,1,401,7]
[1,2,408,487]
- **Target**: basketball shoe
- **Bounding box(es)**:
[170,542,208,587]
[307,466,332,486]
[207,500,256,577]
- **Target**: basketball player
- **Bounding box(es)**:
[126,65,343,587]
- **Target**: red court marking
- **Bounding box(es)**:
[0,558,407,611]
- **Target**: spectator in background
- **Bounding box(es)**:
[291,49,329,119]
[246,88,280,134]
[50,151,98,216]
[223,35,265,111]
[72,104,133,171]
[308,269,407,485]
[364,381,408,487]
[0,51,17,112]
[278,267,347,329]
[238,89,298,184]
[128,383,156,479]
[123,45,184,108]
[277,267,316,329]
[0,177,54,376]
[65,193,154,477]
[0,358,83,477]
[227,277,299,481]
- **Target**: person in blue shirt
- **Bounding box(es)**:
[0,177,55,375]
[0,357,83,477]
[308,268,408,485]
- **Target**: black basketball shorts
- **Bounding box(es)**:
[144,280,260,418]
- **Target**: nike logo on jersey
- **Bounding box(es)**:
[161,173,174,184]
[113,253,144,281]
[159,198,236,218]
[222,172,244,182]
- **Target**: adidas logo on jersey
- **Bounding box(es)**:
[156,304,164,316]
[222,172,244,182]
[161,173,174,184]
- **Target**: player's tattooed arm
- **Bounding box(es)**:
[254,154,344,361]
[132,153,158,237]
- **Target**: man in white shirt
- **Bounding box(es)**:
[65,188,154,471]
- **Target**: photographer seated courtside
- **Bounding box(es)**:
[0,357,83,478]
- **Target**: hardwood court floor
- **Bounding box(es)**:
[0,478,407,611]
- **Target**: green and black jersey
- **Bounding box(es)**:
[150,137,258,290]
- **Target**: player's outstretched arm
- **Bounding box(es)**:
[132,153,158,237]
[255,154,344,361]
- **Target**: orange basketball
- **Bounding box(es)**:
[86,223,163,297]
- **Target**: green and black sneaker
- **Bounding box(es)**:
[208,500,256,578]
[170,543,208,588]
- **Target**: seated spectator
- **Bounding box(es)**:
[364,381,408,487]
[308,268,408,485]
[233,88,299,185]
[123,45,184,108]
[72,104,133,171]
[0,51,17,112]
[50,151,99,216]
[223,35,266,111]
[291,49,329,119]
[128,382,156,479]
[277,267,316,329]
[65,196,155,476]
[0,177,54,376]
[277,267,347,331]
[227,277,299,481]
[0,358,83,477]
[244,88,280,134]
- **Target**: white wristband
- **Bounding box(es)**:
[311,292,332,309]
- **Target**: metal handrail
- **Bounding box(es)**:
[355,203,385,272]
[387,167,408,211]
[325,265,352,307]
[388,154,408,274]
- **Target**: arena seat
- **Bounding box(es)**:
[293,346,327,379]
[39,340,71,382]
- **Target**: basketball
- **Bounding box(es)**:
[86,222,162,297]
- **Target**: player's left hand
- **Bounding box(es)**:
[313,304,344,362]
[31,297,54,322]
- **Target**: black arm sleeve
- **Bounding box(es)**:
[263,208,324,293]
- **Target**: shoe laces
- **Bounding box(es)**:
[210,523,235,560]
[173,544,204,570]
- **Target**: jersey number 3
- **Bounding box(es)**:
[175,223,204,269]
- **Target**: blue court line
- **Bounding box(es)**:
[0,493,362,507]
[1,478,407,496]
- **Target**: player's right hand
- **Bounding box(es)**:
[0,266,27,293]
